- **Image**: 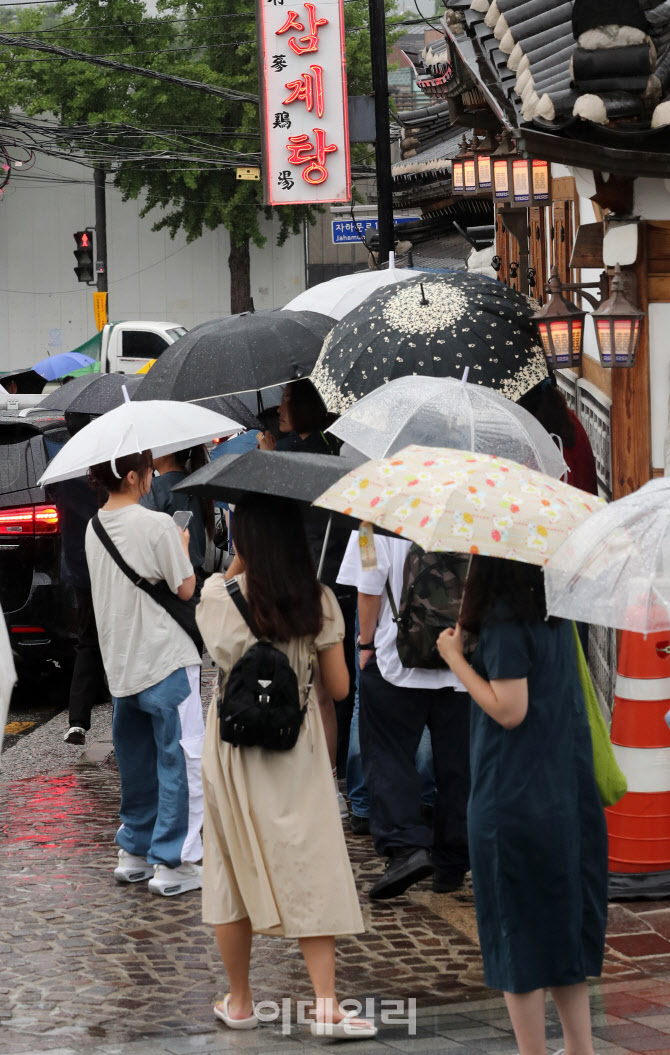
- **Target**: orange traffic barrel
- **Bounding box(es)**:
[606,629,670,899]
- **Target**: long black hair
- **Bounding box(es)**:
[518,376,576,448]
[232,494,323,642]
[460,555,558,635]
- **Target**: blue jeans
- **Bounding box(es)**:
[113,666,204,868]
[346,632,436,818]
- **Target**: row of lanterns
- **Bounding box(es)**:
[451,130,551,207]
[450,130,645,369]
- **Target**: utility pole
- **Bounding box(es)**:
[367,0,394,266]
[94,167,109,311]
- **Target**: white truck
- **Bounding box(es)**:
[2,320,188,412]
[98,320,187,374]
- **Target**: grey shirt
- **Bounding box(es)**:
[140,470,207,570]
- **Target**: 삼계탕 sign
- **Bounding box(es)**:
[257,0,350,206]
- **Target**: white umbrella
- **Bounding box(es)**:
[545,477,670,633]
[283,252,423,321]
[328,374,568,480]
[38,400,242,485]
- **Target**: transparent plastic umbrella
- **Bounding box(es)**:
[328,374,567,479]
[545,477,670,633]
[282,253,422,321]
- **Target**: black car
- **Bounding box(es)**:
[0,412,77,682]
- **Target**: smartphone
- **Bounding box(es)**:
[173,509,193,531]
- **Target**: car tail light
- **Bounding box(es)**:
[35,505,59,534]
[0,504,59,535]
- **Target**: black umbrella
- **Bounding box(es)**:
[310,272,549,414]
[39,373,142,414]
[1,369,47,394]
[195,395,263,433]
[134,310,335,403]
[172,448,355,506]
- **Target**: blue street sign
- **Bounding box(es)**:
[331,216,420,245]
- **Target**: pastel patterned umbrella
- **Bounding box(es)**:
[314,445,603,567]
[311,271,548,415]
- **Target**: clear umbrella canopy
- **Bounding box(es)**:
[545,477,670,633]
[328,375,567,480]
[282,253,422,321]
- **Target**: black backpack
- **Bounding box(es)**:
[217,579,312,751]
[385,545,472,670]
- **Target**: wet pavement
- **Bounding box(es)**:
[6,670,670,1053]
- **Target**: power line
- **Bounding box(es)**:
[0,30,259,101]
[3,39,256,61]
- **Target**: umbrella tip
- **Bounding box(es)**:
[419,283,429,307]
[122,384,131,404]
[461,366,470,385]
[388,251,395,272]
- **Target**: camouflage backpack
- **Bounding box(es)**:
[385,545,471,670]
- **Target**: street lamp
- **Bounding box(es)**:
[591,263,646,368]
[531,266,587,369]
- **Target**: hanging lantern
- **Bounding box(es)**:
[463,134,478,196]
[530,158,550,203]
[492,130,514,205]
[451,133,469,196]
[591,264,646,368]
[531,266,587,369]
[475,130,496,192]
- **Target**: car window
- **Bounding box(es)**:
[121,331,170,359]
[167,327,187,342]
[0,429,36,492]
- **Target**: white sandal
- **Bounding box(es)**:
[310,1011,377,1040]
[214,993,259,1030]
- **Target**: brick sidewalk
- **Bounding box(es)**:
[5,702,670,1054]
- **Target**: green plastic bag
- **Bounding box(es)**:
[572,623,627,808]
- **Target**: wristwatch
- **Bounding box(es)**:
[356,635,375,651]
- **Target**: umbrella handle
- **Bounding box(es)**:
[317,513,333,581]
[457,554,473,624]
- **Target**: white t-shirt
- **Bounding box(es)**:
[85,504,201,698]
[337,532,466,692]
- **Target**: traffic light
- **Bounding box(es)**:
[73,229,94,284]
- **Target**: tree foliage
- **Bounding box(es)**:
[0,0,401,257]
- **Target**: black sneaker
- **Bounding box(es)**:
[350,814,370,835]
[369,848,433,901]
[432,872,466,894]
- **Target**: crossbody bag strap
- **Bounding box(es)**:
[224,577,260,639]
[91,513,150,589]
[385,580,400,622]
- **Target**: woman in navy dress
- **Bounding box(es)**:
[438,556,607,1055]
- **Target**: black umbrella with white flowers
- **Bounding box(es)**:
[310,271,549,414]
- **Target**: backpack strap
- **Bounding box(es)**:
[225,577,260,639]
[385,580,400,623]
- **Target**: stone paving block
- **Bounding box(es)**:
[629,1014,670,1032]
[378,1040,464,1053]
[436,1025,509,1041]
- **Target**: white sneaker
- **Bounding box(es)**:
[148,862,203,897]
[64,726,86,745]
[336,790,348,821]
[113,848,153,883]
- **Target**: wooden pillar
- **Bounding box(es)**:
[610,221,651,499]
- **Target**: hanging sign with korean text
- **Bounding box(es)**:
[257,0,350,206]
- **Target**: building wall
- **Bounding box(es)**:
[0,152,305,372]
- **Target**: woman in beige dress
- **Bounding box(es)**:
[196,495,374,1039]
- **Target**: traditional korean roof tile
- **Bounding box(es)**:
[439,0,670,161]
